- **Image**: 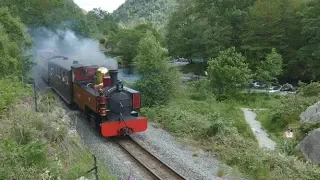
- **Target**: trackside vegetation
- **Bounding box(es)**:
[140,82,320,180]
[0,78,114,179]
[0,2,117,179]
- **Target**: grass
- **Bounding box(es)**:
[140,82,320,180]
[0,77,114,179]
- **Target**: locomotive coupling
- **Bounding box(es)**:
[119,127,133,136]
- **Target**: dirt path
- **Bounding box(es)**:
[241,108,276,150]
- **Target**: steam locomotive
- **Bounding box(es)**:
[36,49,148,137]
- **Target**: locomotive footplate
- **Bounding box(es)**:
[100,116,148,137]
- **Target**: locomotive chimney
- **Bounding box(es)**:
[109,70,118,86]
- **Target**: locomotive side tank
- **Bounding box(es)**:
[45,56,147,137]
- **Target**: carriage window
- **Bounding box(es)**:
[80,69,88,76]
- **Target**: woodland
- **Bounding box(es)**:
[1,0,320,179]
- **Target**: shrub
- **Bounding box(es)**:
[207,47,252,99]
[186,79,211,101]
[298,81,320,97]
[266,95,318,133]
[142,87,320,179]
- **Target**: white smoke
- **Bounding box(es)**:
[31,27,118,70]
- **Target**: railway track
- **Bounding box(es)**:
[117,136,186,180]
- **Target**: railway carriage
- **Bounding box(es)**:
[37,52,148,137]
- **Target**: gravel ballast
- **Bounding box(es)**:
[131,122,242,180]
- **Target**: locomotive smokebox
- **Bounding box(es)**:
[109,70,118,86]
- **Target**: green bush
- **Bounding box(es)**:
[266,95,318,133]
[186,79,211,101]
[298,81,320,97]
[142,87,320,179]
[0,76,32,112]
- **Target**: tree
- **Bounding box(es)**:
[133,32,180,106]
[241,0,304,79]
[0,0,63,27]
[298,0,320,80]
[87,8,119,36]
[256,48,283,85]
[0,8,33,76]
[108,23,161,67]
[207,47,252,99]
[108,29,144,66]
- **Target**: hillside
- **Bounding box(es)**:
[112,0,177,29]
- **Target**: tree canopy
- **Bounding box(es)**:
[207,47,252,98]
[0,7,32,76]
[133,32,180,106]
[165,0,320,83]
[112,0,177,30]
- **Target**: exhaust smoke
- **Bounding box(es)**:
[31,28,118,70]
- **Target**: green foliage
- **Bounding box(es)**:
[1,0,111,38]
[108,28,143,66]
[241,0,304,80]
[166,0,255,59]
[298,81,320,97]
[133,33,180,106]
[87,8,119,37]
[207,47,252,99]
[260,96,318,134]
[256,48,283,85]
[112,0,177,30]
[0,0,63,27]
[0,85,113,179]
[0,8,33,76]
[180,62,208,76]
[142,88,320,179]
[186,79,211,101]
[298,0,320,80]
[0,76,32,111]
[165,0,320,83]
[108,23,160,66]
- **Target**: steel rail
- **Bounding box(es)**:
[117,136,186,180]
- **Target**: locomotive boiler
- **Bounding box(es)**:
[38,54,148,137]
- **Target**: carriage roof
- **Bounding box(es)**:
[48,56,98,71]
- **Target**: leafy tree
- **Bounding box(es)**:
[166,0,255,60]
[108,23,161,67]
[0,8,33,76]
[108,29,144,66]
[113,0,177,30]
[256,48,283,85]
[207,47,252,99]
[1,0,99,37]
[241,0,304,79]
[87,8,119,37]
[0,0,63,27]
[133,33,180,106]
[298,0,320,80]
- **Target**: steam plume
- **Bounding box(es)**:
[31,28,118,70]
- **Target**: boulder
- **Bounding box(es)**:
[300,101,320,123]
[297,128,320,164]
[280,83,294,91]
